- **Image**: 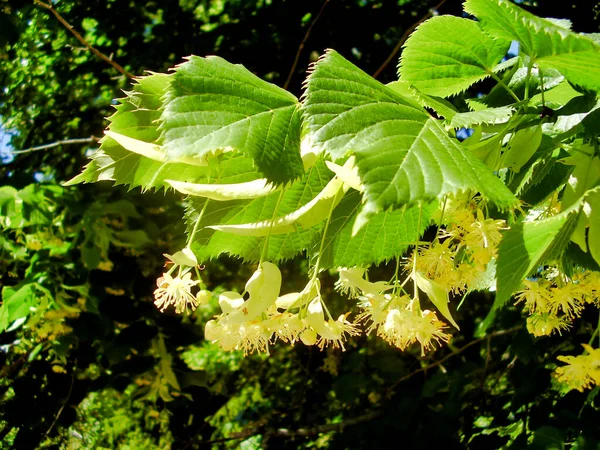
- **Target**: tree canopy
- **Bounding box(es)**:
[1,0,600,448]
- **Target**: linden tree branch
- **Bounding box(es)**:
[33,0,135,79]
[283,0,331,90]
[372,0,449,79]
[11,136,99,155]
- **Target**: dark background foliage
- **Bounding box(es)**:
[1,0,599,448]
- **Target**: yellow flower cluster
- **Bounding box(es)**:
[358,293,450,355]
[414,196,507,294]
[339,268,451,355]
[555,344,600,392]
[515,270,600,337]
[204,263,359,355]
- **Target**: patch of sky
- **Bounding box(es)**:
[0,125,18,165]
[456,128,474,142]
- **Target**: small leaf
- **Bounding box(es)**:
[413,271,459,329]
[465,0,600,91]
[450,106,514,129]
[164,247,198,266]
[493,200,583,311]
[400,15,508,97]
[502,125,543,172]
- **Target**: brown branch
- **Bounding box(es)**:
[43,363,76,440]
[201,410,382,445]
[386,325,522,397]
[372,0,450,79]
[11,136,99,155]
[283,0,331,90]
[34,1,134,79]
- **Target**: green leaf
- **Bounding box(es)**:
[493,200,583,311]
[588,191,600,267]
[160,56,304,183]
[465,0,600,91]
[561,149,600,251]
[317,192,437,268]
[502,125,543,172]
[399,15,508,97]
[65,73,209,191]
[302,50,518,221]
[189,160,332,263]
[209,176,346,236]
[386,81,458,120]
[0,284,36,332]
[449,106,514,129]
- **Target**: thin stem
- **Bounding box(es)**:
[523,61,534,100]
[43,361,76,440]
[283,0,331,90]
[412,203,424,301]
[392,256,402,295]
[588,310,600,347]
[259,190,286,264]
[385,325,522,397]
[187,199,210,246]
[434,195,449,244]
[373,0,449,79]
[310,189,339,280]
[11,136,99,155]
[490,72,521,103]
[34,1,134,78]
[538,66,546,107]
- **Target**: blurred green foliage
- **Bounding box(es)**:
[1,0,600,448]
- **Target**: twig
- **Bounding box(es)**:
[200,410,382,445]
[283,0,331,90]
[34,1,134,79]
[11,136,99,155]
[386,325,522,397]
[43,364,76,440]
[372,0,449,79]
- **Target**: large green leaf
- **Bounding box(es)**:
[65,73,211,191]
[302,50,518,222]
[399,15,508,97]
[188,160,332,263]
[159,56,304,184]
[317,192,436,268]
[465,0,600,91]
[493,201,582,311]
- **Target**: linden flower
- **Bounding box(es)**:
[514,279,552,314]
[414,239,455,281]
[378,305,450,355]
[357,293,409,333]
[463,209,506,251]
[154,272,199,314]
[416,310,451,355]
[306,297,359,350]
[526,313,571,337]
[555,345,600,392]
[205,262,283,354]
[547,283,584,319]
[575,270,600,305]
